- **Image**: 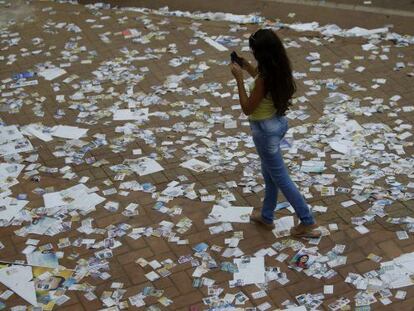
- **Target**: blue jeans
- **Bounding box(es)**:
[250,115,315,225]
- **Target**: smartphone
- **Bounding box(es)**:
[230,51,244,67]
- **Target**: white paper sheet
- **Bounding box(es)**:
[22,124,53,142]
[128,157,164,176]
[180,158,211,172]
[26,217,62,235]
[274,216,295,232]
[289,22,319,32]
[0,163,24,181]
[329,140,354,154]
[345,26,388,37]
[38,68,67,81]
[379,252,414,288]
[113,108,149,121]
[0,138,34,156]
[67,192,105,212]
[202,37,228,51]
[43,191,67,209]
[0,125,24,144]
[43,184,104,212]
[233,257,265,285]
[337,119,363,135]
[301,160,325,173]
[52,125,88,139]
[26,251,59,268]
[0,197,29,221]
[209,205,253,223]
[0,265,37,306]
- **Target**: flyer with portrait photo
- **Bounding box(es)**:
[289,248,318,271]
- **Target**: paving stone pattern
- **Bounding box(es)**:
[0,1,413,310]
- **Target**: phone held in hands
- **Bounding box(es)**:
[230,51,244,67]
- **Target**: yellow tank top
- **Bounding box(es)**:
[248,78,276,121]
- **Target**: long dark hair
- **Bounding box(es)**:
[249,29,296,116]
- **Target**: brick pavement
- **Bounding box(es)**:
[0,0,413,310]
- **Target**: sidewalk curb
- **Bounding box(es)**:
[263,0,414,17]
[79,0,414,35]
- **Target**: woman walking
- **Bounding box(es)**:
[229,29,320,238]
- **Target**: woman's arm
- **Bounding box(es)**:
[238,57,258,78]
[230,63,265,116]
[243,61,259,78]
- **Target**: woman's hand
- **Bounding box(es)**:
[239,57,258,78]
[238,56,250,70]
[230,63,243,80]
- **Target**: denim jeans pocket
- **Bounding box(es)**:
[260,116,287,137]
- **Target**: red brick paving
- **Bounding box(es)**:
[0,0,413,310]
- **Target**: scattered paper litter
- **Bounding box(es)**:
[0,1,413,310]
